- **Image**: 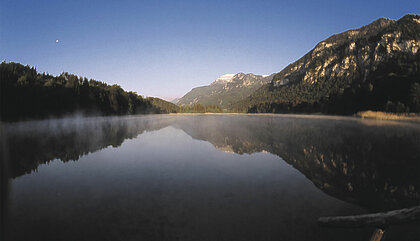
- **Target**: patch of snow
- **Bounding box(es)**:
[211,74,235,85]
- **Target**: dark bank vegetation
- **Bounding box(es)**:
[0,62,179,121]
[179,103,224,113]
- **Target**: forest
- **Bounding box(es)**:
[0,62,179,121]
[237,61,420,115]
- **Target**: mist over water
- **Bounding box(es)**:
[2,114,419,241]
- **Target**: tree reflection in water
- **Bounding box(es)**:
[2,114,419,241]
[3,114,419,212]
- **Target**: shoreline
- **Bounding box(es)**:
[355,111,420,122]
[170,111,420,124]
[3,111,420,124]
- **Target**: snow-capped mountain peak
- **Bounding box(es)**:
[211,74,235,85]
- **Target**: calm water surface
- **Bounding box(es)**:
[2,114,419,241]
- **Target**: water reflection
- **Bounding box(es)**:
[2,114,419,241]
[171,115,420,212]
[3,115,173,178]
[5,114,418,211]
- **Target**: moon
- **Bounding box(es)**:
[56,39,59,43]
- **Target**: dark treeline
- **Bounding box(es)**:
[179,103,223,113]
[0,62,179,121]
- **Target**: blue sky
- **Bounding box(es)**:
[1,0,419,100]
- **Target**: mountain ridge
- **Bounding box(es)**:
[233,14,420,114]
[178,72,274,108]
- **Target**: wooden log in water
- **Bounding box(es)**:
[317,206,420,228]
[369,229,385,241]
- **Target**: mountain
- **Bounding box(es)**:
[234,14,420,114]
[170,97,181,104]
[178,73,274,109]
[146,97,180,113]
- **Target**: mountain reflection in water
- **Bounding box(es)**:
[2,114,419,241]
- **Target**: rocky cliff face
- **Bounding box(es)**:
[239,14,420,114]
[273,15,419,87]
[178,73,273,108]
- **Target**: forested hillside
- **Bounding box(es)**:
[0,62,179,121]
[234,14,420,114]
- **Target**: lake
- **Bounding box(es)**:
[1,114,419,241]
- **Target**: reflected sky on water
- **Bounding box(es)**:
[2,114,419,241]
